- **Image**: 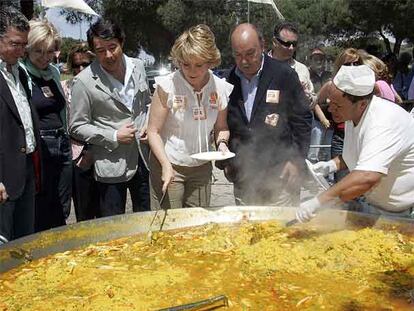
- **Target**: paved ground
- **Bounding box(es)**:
[66,166,235,224]
[66,165,318,224]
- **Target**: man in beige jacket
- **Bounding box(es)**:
[69,19,150,216]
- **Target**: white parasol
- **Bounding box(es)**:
[41,0,99,16]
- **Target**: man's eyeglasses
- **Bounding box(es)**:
[72,62,91,69]
[0,37,27,49]
[274,36,298,48]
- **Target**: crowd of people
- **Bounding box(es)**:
[1,5,414,244]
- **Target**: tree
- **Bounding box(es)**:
[59,0,100,32]
[348,0,414,55]
[100,0,173,59]
[60,37,84,63]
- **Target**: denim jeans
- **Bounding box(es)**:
[98,154,150,216]
[331,133,348,182]
[349,197,414,219]
[308,119,333,163]
[35,131,72,232]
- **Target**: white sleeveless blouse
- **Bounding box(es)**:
[154,70,233,167]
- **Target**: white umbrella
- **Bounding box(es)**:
[41,0,99,16]
[248,0,284,20]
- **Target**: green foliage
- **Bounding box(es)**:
[59,37,84,63]
[100,0,173,58]
[58,0,414,67]
[348,0,414,55]
[59,0,99,24]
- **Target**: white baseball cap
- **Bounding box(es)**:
[333,65,375,96]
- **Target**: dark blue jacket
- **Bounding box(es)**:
[0,67,41,200]
[222,55,312,181]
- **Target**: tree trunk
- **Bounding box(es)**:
[393,38,403,56]
[20,0,33,19]
[379,28,392,55]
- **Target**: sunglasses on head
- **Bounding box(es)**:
[72,62,91,69]
[343,61,360,66]
[274,36,298,48]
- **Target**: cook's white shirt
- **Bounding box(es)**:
[343,96,414,212]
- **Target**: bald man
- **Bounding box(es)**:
[217,23,312,206]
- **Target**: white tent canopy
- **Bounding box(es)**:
[41,0,99,16]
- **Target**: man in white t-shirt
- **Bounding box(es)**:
[269,21,314,100]
[296,65,414,222]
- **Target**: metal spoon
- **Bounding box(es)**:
[157,294,228,311]
[147,190,167,235]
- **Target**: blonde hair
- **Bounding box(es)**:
[361,54,390,83]
[170,24,221,68]
[27,19,61,52]
[333,48,363,74]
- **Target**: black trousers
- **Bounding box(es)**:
[35,133,71,232]
[72,163,100,222]
[0,155,35,242]
[97,155,150,217]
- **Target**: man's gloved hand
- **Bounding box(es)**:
[296,197,322,223]
[312,160,337,177]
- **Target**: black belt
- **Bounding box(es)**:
[39,128,66,137]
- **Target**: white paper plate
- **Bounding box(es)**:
[305,159,331,191]
[190,151,235,161]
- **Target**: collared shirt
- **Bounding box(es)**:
[235,54,265,122]
[100,55,136,142]
[0,59,36,153]
[101,55,135,111]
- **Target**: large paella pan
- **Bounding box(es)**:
[0,206,413,310]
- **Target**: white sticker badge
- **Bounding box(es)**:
[41,86,54,98]
[209,91,219,109]
[192,106,206,120]
[266,90,280,104]
[265,113,279,127]
[172,95,187,111]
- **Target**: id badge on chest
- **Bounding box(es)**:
[192,106,206,120]
[41,86,54,98]
[209,91,219,109]
[266,90,280,104]
[172,95,187,112]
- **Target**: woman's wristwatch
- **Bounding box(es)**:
[216,139,228,148]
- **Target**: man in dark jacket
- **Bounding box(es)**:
[0,6,41,243]
[218,23,312,206]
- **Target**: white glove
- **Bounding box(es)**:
[312,160,337,177]
[296,197,322,223]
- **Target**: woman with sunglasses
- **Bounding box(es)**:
[313,48,364,184]
[61,43,99,222]
[21,19,71,232]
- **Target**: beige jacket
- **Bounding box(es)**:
[69,57,150,183]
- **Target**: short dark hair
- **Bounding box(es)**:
[273,21,298,38]
[0,6,29,37]
[342,92,374,104]
[86,19,125,50]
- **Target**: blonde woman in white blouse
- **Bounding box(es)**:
[147,24,233,209]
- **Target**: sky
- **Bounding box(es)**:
[45,7,95,40]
